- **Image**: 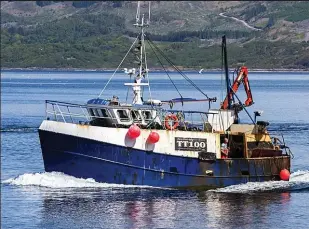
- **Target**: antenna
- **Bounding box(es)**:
[99,1,152,102]
[148,1,151,24]
[135,1,140,25]
[134,1,150,27]
[123,1,152,105]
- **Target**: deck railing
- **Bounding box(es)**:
[46,100,92,123]
[45,100,212,131]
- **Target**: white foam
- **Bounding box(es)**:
[2,172,161,189]
[211,170,309,193]
[4,171,309,192]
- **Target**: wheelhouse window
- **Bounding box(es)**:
[88,108,95,117]
[117,109,130,122]
[142,111,152,121]
[101,109,109,118]
[131,110,142,121]
[92,109,99,117]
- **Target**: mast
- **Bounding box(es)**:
[128,1,150,105]
[98,1,150,102]
[222,35,231,109]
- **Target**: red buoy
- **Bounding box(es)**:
[280,169,290,181]
[127,124,140,139]
[147,131,160,144]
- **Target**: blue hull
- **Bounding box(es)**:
[39,130,290,189]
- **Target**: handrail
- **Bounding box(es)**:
[45,100,213,116]
[46,100,88,108]
[44,100,211,130]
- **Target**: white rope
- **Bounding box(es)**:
[98,35,140,98]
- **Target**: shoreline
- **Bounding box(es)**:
[1,67,308,73]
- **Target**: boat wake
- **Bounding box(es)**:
[3,171,309,192]
[212,170,309,193]
[2,172,163,189]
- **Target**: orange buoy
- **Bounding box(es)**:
[147,131,160,144]
[279,169,290,181]
[127,124,140,139]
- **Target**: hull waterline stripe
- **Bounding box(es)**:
[61,150,279,179]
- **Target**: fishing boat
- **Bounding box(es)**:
[38,2,292,189]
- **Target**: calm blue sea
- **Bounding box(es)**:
[1,70,309,229]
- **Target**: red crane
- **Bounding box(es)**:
[221,66,254,109]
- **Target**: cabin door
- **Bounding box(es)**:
[220,134,245,158]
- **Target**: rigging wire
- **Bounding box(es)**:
[149,37,207,98]
[147,37,205,96]
[125,73,132,103]
[146,39,183,101]
[143,35,153,106]
[98,34,140,98]
[220,43,224,105]
[139,33,144,102]
[230,87,255,124]
[146,37,209,99]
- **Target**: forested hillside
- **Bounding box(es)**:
[1,1,309,70]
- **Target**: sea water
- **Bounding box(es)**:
[1,70,309,229]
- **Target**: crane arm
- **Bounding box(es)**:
[221,66,254,109]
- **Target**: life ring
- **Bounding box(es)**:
[164,114,179,130]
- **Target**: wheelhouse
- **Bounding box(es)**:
[86,98,161,128]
